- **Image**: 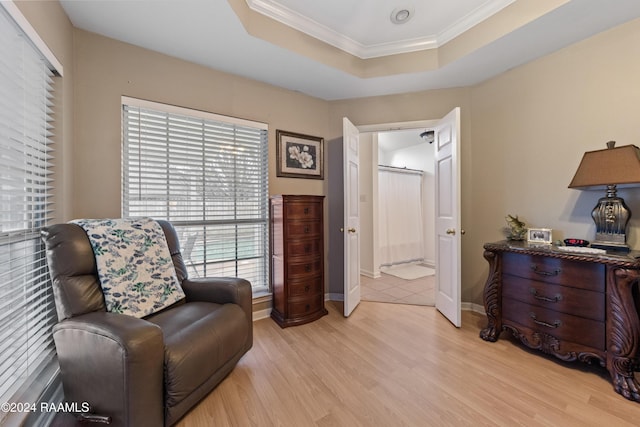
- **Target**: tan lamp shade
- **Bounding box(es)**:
[568,143,640,189]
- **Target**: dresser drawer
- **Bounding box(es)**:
[285,201,322,220]
[287,258,322,278]
[288,295,324,318]
[503,275,605,321]
[503,297,605,350]
[285,221,322,238]
[288,277,323,298]
[502,253,604,292]
[286,238,322,258]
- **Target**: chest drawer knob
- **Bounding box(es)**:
[530,312,562,329]
[529,288,563,303]
[530,264,561,277]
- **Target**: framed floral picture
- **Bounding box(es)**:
[276,129,324,179]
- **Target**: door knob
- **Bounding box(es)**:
[446,228,456,235]
[348,228,356,233]
[461,229,466,235]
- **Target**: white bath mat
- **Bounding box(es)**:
[382,264,435,280]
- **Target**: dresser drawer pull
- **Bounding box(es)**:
[530,313,561,329]
[305,304,311,311]
[304,285,310,293]
[304,207,309,215]
[304,225,310,233]
[305,244,312,253]
[530,264,561,277]
[529,288,563,303]
[305,264,312,272]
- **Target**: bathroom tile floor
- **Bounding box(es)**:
[360,272,435,306]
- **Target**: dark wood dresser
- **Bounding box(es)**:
[270,195,327,327]
[481,241,640,402]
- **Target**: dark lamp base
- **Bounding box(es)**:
[590,186,631,254]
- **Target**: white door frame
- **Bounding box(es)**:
[347,116,462,325]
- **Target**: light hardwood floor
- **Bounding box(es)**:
[176,302,640,427]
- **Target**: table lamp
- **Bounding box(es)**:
[568,141,640,252]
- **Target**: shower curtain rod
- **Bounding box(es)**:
[378,164,424,175]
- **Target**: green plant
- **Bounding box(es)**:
[505,214,527,240]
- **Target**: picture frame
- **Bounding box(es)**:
[276,129,324,180]
[527,228,552,244]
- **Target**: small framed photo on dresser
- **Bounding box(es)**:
[527,228,552,244]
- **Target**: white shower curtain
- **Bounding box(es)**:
[378,167,424,267]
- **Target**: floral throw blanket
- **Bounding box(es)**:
[72,217,185,318]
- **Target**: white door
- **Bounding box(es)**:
[343,117,361,316]
[434,107,462,327]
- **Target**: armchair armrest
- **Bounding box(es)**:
[53,311,164,427]
[181,277,252,318]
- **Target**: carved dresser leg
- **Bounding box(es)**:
[480,249,502,342]
[607,268,640,402]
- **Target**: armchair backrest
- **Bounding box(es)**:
[41,219,188,321]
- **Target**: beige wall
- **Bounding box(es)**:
[466,16,640,304]
[72,29,329,218]
[17,2,640,307]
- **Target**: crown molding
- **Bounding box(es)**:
[245,0,515,59]
[438,0,516,46]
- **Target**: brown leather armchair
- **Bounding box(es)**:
[41,220,252,426]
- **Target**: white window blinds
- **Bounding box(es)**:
[122,98,269,293]
[0,3,58,422]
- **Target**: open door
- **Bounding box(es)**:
[434,107,462,327]
[343,117,361,316]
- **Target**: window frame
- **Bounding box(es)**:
[0,1,63,425]
[121,97,270,295]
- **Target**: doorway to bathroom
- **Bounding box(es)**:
[359,128,436,306]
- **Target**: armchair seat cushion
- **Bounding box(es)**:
[146,302,249,407]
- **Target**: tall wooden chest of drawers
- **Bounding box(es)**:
[270,195,327,327]
[480,241,640,402]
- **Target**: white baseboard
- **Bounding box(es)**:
[326,294,484,315]
[252,308,271,321]
[253,294,335,321]
[254,294,484,320]
[360,269,381,279]
[462,301,485,315]
[327,293,344,301]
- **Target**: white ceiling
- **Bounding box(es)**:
[245,0,515,58]
[378,129,427,153]
[59,0,640,100]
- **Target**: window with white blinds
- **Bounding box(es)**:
[122,97,269,293]
[0,3,59,422]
